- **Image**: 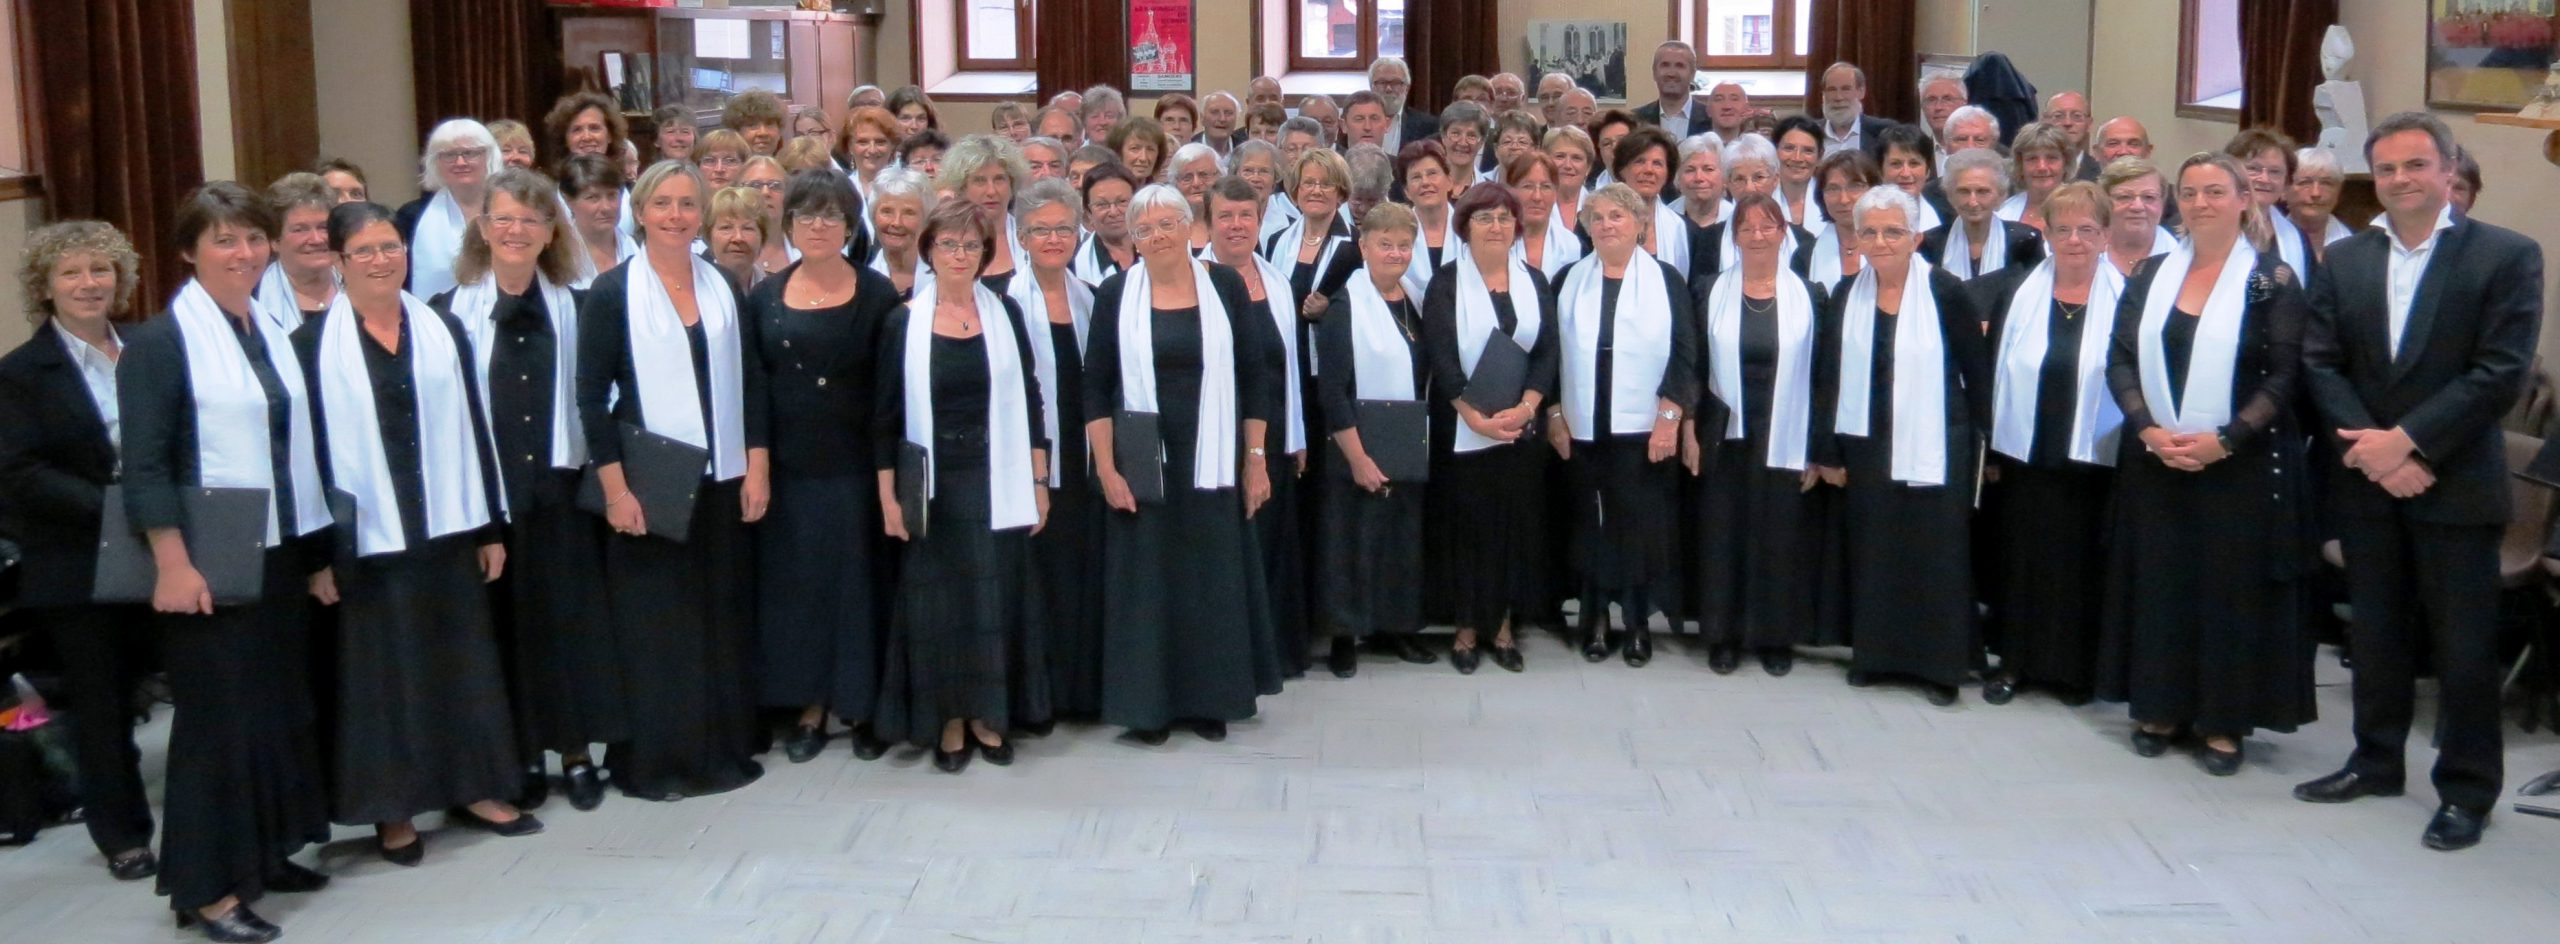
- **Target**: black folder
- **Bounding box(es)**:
[895,440,932,539]
[577,423,709,543]
[93,485,269,605]
[1356,399,1431,483]
[1113,410,1167,504]
[1459,329,1531,416]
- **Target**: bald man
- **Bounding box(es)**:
[1247,76,1285,111]
[1198,90,1242,154]
[2092,115,2177,225]
[1557,87,1598,131]
[1489,72,1528,116]
[1537,72,1576,126]
[1707,81,1751,141]
[2041,91,2094,179]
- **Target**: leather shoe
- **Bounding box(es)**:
[263,859,328,893]
[1128,727,1171,746]
[1490,644,1524,673]
[1845,670,1873,688]
[933,745,971,773]
[2293,769,2404,804]
[378,834,425,867]
[1623,625,1654,667]
[1981,675,2017,705]
[783,723,830,763]
[2130,726,2177,757]
[975,735,1015,766]
[563,762,606,811]
[2422,804,2488,851]
[1380,633,1438,664]
[1923,682,1958,707]
[108,848,158,882]
[1707,644,1741,675]
[519,764,551,809]
[449,805,545,837]
[1759,648,1792,676]
[178,904,280,943]
[2199,741,2244,777]
[850,725,892,761]
[1451,645,1481,675]
[1579,608,1612,662]
[1020,718,1057,738]
[1329,637,1360,678]
[1194,719,1228,741]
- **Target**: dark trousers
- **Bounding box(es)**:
[2336,515,2505,812]
[36,604,158,857]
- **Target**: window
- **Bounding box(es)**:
[0,0,29,184]
[1289,0,1404,73]
[2178,0,2241,120]
[957,0,1035,72]
[1693,0,1810,71]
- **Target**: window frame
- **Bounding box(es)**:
[0,0,36,199]
[1286,0,1384,75]
[954,0,1036,73]
[1691,0,1809,73]
[2176,0,2241,123]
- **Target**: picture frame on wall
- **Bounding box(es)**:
[1130,0,1196,94]
[1527,20,1629,102]
[2425,0,2560,111]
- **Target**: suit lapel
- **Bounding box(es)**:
[2389,219,2466,380]
[28,321,111,459]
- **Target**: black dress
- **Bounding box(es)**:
[1421,269,1561,635]
[1692,279,1833,652]
[1084,264,1287,730]
[744,263,900,722]
[1567,263,1700,611]
[872,313,1053,745]
[1816,269,1992,687]
[2097,255,2315,737]
[574,262,767,799]
[116,311,331,914]
[291,311,519,825]
[1238,287,1312,677]
[1975,273,2115,695]
[1034,314,1108,717]
[1315,288,1428,640]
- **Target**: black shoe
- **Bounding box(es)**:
[178,904,280,943]
[1194,719,1228,742]
[108,848,158,882]
[1923,682,1958,707]
[2199,741,2244,777]
[933,745,971,773]
[1759,648,1792,676]
[563,762,606,812]
[975,734,1015,766]
[448,805,546,837]
[1707,644,1741,675]
[1579,607,1612,662]
[2056,688,2092,708]
[1382,633,1438,664]
[2423,804,2489,851]
[379,833,425,867]
[519,764,551,809]
[1981,675,2017,705]
[1329,637,1360,678]
[1020,718,1057,737]
[1451,645,1481,675]
[783,723,831,764]
[850,725,892,761]
[1490,644,1524,673]
[263,859,328,893]
[1128,728,1171,746]
[1623,625,1653,668]
[2131,726,2176,757]
[2293,769,2405,804]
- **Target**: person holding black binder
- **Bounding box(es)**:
[574,160,771,801]
[292,201,538,865]
[874,200,1053,773]
[1009,178,1108,717]
[1544,183,1698,668]
[116,183,337,942]
[1085,183,1286,745]
[1422,184,1557,675]
[1315,203,1434,675]
[1200,176,1314,679]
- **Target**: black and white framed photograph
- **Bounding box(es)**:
[1527,19,1628,102]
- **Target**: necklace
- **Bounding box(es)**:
[2056,299,2086,321]
[1742,295,1775,314]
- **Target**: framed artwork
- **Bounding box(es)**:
[1130,0,1195,93]
[1527,20,1629,102]
[2426,0,2559,111]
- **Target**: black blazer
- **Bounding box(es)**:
[1397,109,1440,147]
[1632,100,1712,134]
[1919,218,2046,279]
[0,322,120,605]
[2303,216,2544,526]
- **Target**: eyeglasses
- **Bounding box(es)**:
[345,244,408,263]
[2045,224,2105,243]
[1130,220,1186,240]
[744,180,785,193]
[1469,211,1517,228]
[1088,197,1132,213]
[1855,226,1914,242]
[486,214,552,231]
[436,147,489,164]
[932,239,986,256]
[1022,225,1078,241]
[699,154,744,168]
[792,212,848,228]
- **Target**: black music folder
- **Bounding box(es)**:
[93,485,269,605]
[1459,329,1531,416]
[895,440,932,539]
[577,423,709,543]
[1356,399,1431,483]
[1113,410,1167,504]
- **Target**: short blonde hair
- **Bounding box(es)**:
[778,136,833,174]
[629,159,710,240]
[1579,182,1648,229]
[486,119,534,154]
[20,220,140,324]
[707,185,772,247]
[2039,180,2111,231]
[1357,200,1418,239]
[1291,147,1353,198]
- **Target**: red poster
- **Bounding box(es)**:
[1129,0,1194,92]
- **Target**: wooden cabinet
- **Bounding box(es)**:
[550,4,875,147]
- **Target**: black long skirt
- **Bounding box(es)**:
[1036,473,1107,718]
[1253,460,1312,674]
[1431,439,1551,633]
[493,471,627,757]
[1987,459,2112,693]
[1100,440,1286,730]
[1833,436,1981,687]
[600,478,761,798]
[876,464,1052,745]
[755,471,882,720]
[1693,441,1827,650]
[155,547,332,913]
[1318,443,1426,639]
[331,534,520,824]
[1569,434,1681,597]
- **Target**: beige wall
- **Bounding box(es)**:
[1916,0,1975,57]
[312,0,420,206]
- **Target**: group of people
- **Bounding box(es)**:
[0,43,2541,943]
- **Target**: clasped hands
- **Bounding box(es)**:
[2338,426,2434,499]
[2139,427,2230,473]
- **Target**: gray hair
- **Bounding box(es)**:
[1943,147,2010,195]
[1227,138,1281,175]
[1015,178,1082,228]
[1169,141,1222,176]
[1945,105,2000,141]
[1128,182,1193,226]
[1851,186,1924,233]
[1580,182,1649,229]
[1720,133,1777,174]
[1203,90,1240,110]
[2292,146,2343,183]
[1439,100,1490,134]
[935,133,1029,198]
[1539,71,1575,89]
[1280,116,1331,148]
[1918,73,1965,99]
[420,118,500,192]
[1679,132,1726,164]
[871,166,935,215]
[1343,144,1395,198]
[1368,56,1411,83]
[1079,85,1126,118]
[1021,136,1067,163]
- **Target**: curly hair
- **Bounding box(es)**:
[543,92,628,172]
[21,221,141,324]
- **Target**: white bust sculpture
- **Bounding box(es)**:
[2521,62,2560,120]
[2314,25,2370,174]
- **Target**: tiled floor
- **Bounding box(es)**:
[5,635,2558,943]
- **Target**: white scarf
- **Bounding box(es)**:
[1400,207,1460,300]
[1668,195,1732,228]
[1452,248,1544,454]
[1806,225,1852,288]
[449,271,586,474]
[314,293,491,556]
[1517,208,1585,280]
[1004,267,1096,484]
[2269,212,2309,276]
[1071,233,1129,287]
[866,248,932,294]
[1781,184,1830,239]
[253,262,331,336]
[1261,192,1300,242]
[1718,220,1801,273]
[1199,251,1307,453]
[904,279,1039,530]
[167,280,331,544]
[1648,202,1693,277]
[1559,249,1673,439]
[625,254,749,480]
[2151,226,2179,257]
[559,192,641,289]
[1995,192,2028,222]
[1704,268,1816,470]
[409,189,468,300]
[1991,259,2125,466]
[2320,216,2353,247]
[1343,271,1417,404]
[1942,218,2009,280]
[1914,198,1944,233]
[2136,239,2257,435]
[1116,259,1238,489]
[1834,260,1951,485]
[1261,211,1350,283]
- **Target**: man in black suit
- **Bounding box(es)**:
[1366,56,1437,153]
[2298,111,2545,852]
[1817,62,1898,162]
[1633,40,1710,139]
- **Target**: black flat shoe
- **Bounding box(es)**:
[783,723,830,764]
[975,735,1014,766]
[1579,607,1612,662]
[2130,727,2176,758]
[933,745,971,773]
[2423,804,2488,851]
[264,859,328,893]
[850,726,892,761]
[1623,625,1653,668]
[1381,633,1438,664]
[1451,646,1481,675]
[1845,669,1873,688]
[1707,644,1741,675]
[2293,769,2404,804]
[1128,728,1171,746]
[1020,718,1057,738]
[178,904,280,943]
[1923,682,1958,707]
[563,762,606,811]
[448,805,546,837]
[108,848,158,882]
[519,764,551,810]
[2199,742,2244,777]
[379,834,425,867]
[1759,648,1793,676]
[1194,719,1228,742]
[1329,637,1360,678]
[1490,644,1524,673]
[1981,675,2017,705]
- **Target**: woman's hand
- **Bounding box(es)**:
[1815,464,1846,487]
[1546,413,1573,460]
[152,563,212,614]
[307,566,340,606]
[1798,468,1821,492]
[1350,454,1391,493]
[1680,421,1701,476]
[1300,292,1330,320]
[1647,413,1680,463]
[477,544,507,583]
[1292,450,1309,477]
[1031,484,1051,535]
[1459,405,1517,442]
[1243,458,1273,518]
[878,479,911,542]
[1099,467,1138,513]
[606,492,648,536]
[1981,463,2002,484]
[2152,430,2223,472]
[1491,402,1537,433]
[740,453,771,523]
[2139,427,2197,472]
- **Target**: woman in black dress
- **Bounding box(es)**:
[1815,186,1992,706]
[1423,184,1557,674]
[1971,182,2126,706]
[746,170,901,764]
[2098,153,2314,776]
[865,166,931,299]
[875,200,1053,772]
[119,183,335,942]
[1395,140,1459,299]
[1689,193,1830,677]
[1008,179,1108,716]
[293,202,537,864]
[1261,149,1360,673]
[0,222,158,880]
[434,169,627,812]
[1610,127,1693,279]
[1544,182,1699,668]
[1201,176,1313,678]
[1920,148,2046,282]
[257,174,341,331]
[1316,202,1432,671]
[575,160,771,801]
[1691,135,1807,286]
[1087,183,1286,744]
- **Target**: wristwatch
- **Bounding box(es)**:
[1248,446,1268,457]
[1659,408,1682,422]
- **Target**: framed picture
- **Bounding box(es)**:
[1918,53,1975,89]
[1129,0,1195,93]
[1527,20,1629,102]
[2426,0,2559,111]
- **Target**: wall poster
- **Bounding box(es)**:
[1130,0,1195,93]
